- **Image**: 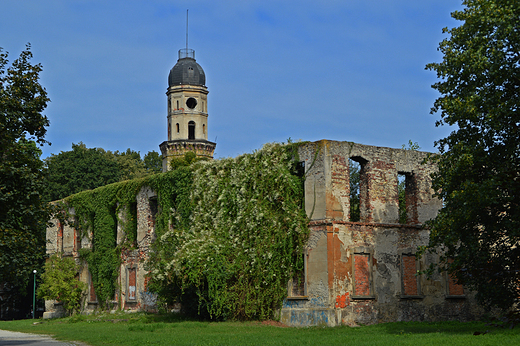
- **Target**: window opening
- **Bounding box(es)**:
[188,121,195,139]
[149,197,158,224]
[446,259,465,297]
[287,252,307,297]
[398,173,406,223]
[128,267,136,300]
[203,124,205,134]
[186,97,197,109]
[349,159,361,222]
[89,272,97,302]
[129,202,138,244]
[176,123,180,133]
[400,252,421,297]
[176,100,179,110]
[349,157,367,222]
[352,248,374,298]
[398,172,418,224]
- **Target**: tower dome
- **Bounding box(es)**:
[168,49,206,87]
[160,47,216,172]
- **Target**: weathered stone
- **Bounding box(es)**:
[280,140,482,326]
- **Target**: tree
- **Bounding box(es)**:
[112,148,147,181]
[424,0,520,311]
[37,253,86,314]
[169,151,207,171]
[43,143,120,201]
[144,150,162,174]
[44,145,162,201]
[0,44,50,315]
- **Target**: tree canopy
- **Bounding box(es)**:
[0,44,50,314]
[424,0,520,310]
[43,144,163,201]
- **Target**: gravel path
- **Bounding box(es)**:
[0,329,82,346]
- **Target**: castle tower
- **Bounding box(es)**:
[159,48,216,172]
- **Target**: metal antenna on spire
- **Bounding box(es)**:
[178,9,194,59]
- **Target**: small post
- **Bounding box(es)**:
[32,269,37,319]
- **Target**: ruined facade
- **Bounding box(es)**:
[41,37,482,325]
[43,186,159,318]
[44,139,482,324]
[279,140,481,326]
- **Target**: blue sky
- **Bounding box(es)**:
[1,1,463,159]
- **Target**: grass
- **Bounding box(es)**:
[1,313,520,346]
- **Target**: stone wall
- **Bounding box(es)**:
[43,139,482,324]
[280,140,481,326]
[43,187,158,318]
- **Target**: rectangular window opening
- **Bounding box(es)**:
[349,159,360,222]
[128,267,137,301]
[149,197,158,223]
[446,259,465,298]
[89,272,97,302]
[349,157,367,222]
[352,248,374,299]
[400,252,422,298]
[398,172,418,224]
[287,252,307,299]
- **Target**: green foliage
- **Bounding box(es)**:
[423,0,520,311]
[0,44,49,301]
[144,151,162,174]
[66,178,146,307]
[148,143,309,320]
[113,148,147,181]
[37,253,86,314]
[44,144,161,201]
[169,151,207,171]
[54,142,308,319]
[401,140,420,152]
[43,143,120,201]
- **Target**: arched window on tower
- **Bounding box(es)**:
[203,124,205,135]
[176,100,179,110]
[176,123,180,133]
[188,121,195,140]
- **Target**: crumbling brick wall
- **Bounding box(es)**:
[43,186,158,318]
[280,140,482,326]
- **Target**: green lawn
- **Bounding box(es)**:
[1,313,519,346]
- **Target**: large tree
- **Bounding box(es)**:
[0,44,50,316]
[44,144,162,201]
[424,0,520,310]
[43,143,121,202]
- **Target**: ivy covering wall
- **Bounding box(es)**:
[59,142,309,320]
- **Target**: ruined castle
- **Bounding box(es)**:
[43,47,482,325]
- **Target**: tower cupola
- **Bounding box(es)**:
[159,48,216,172]
[168,49,206,87]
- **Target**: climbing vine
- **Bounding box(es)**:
[147,142,309,320]
[56,142,309,319]
[65,178,146,307]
